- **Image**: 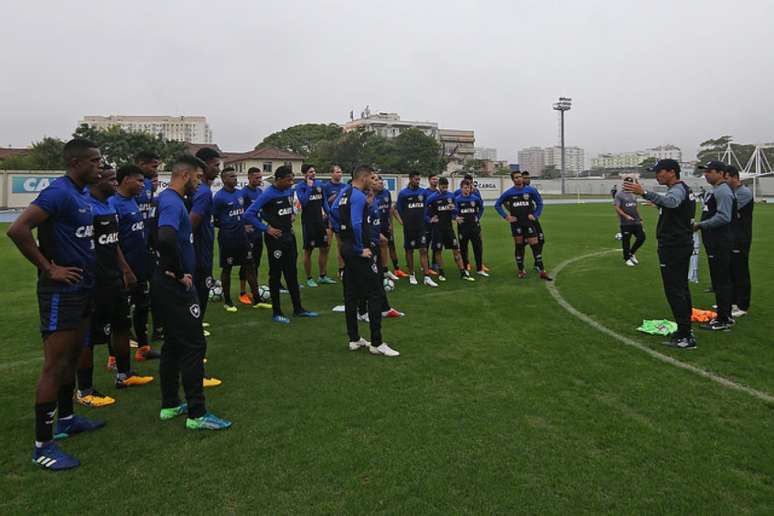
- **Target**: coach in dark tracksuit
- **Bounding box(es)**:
[625,159,697,349]
[695,161,735,330]
[725,166,753,315]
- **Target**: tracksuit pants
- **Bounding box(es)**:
[621,224,646,261]
[658,245,693,338]
[343,250,383,347]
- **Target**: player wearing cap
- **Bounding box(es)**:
[495,171,552,281]
[614,177,646,266]
[426,177,474,282]
[724,166,753,317]
[694,160,736,331]
[297,164,335,287]
[395,172,438,287]
[624,159,697,349]
[7,138,106,470]
[244,166,318,324]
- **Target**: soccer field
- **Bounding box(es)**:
[1,202,773,514]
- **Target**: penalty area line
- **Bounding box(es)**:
[546,248,774,405]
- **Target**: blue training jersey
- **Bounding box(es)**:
[157,188,196,276]
[213,188,247,245]
[135,177,154,242]
[240,185,263,242]
[323,180,347,208]
[191,182,214,273]
[368,200,382,246]
[108,192,147,281]
[31,176,95,291]
[374,189,392,231]
[86,192,121,286]
[396,186,427,230]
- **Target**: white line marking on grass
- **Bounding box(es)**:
[0,356,42,371]
[547,249,774,405]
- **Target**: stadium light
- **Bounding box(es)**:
[552,97,572,195]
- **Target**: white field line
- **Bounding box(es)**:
[546,249,774,405]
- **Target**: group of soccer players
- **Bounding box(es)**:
[7,136,559,471]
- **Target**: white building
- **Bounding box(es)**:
[544,146,585,176]
[79,115,213,144]
[343,112,438,139]
[474,147,497,161]
[517,147,545,176]
[591,144,682,170]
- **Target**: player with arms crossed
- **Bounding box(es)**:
[7,138,106,470]
[426,177,474,282]
[495,171,552,281]
[395,172,438,287]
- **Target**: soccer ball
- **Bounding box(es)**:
[209,281,223,302]
[383,278,395,292]
[614,232,623,241]
[257,285,271,303]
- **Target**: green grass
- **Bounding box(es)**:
[1,204,773,514]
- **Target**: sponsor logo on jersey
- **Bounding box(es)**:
[131,221,145,232]
[97,232,119,245]
[75,225,94,238]
[408,202,424,209]
[278,207,293,216]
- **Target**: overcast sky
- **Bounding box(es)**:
[1,0,772,163]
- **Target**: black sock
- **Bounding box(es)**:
[530,244,544,271]
[77,367,93,393]
[392,259,399,269]
[116,352,130,375]
[239,290,246,296]
[438,268,445,277]
[35,401,57,443]
[57,383,75,419]
[515,245,525,271]
[320,273,327,278]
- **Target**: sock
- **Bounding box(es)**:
[438,268,445,277]
[57,383,75,419]
[392,259,399,269]
[530,244,544,271]
[116,353,130,376]
[35,401,57,444]
[320,273,327,278]
[239,290,246,296]
[515,244,525,272]
[76,367,93,392]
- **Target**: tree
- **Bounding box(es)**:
[73,124,187,168]
[257,123,343,156]
[0,137,65,170]
[393,128,444,176]
[541,165,560,179]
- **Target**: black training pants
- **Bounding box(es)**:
[704,240,733,321]
[730,241,751,311]
[194,269,212,319]
[657,245,693,338]
[458,224,483,271]
[265,234,302,316]
[343,251,383,347]
[152,272,206,419]
[130,280,150,346]
[621,224,646,261]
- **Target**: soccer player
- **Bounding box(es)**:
[694,160,735,331]
[147,170,165,342]
[724,166,753,317]
[7,138,105,470]
[455,179,487,276]
[79,165,153,407]
[373,175,400,281]
[297,164,334,287]
[238,167,270,307]
[426,177,474,282]
[213,167,255,311]
[244,165,318,324]
[624,159,697,349]
[521,171,546,271]
[614,177,646,266]
[154,155,231,431]
[424,172,441,272]
[323,165,347,278]
[453,174,489,272]
[395,172,438,287]
[191,147,221,331]
[495,171,552,281]
[132,150,162,359]
[335,165,400,356]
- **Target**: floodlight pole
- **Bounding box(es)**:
[552,97,572,195]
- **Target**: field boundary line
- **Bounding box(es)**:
[547,248,774,404]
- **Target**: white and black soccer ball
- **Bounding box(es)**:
[383,278,395,292]
[209,282,223,302]
[614,232,623,241]
[257,285,271,303]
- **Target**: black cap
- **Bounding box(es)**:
[648,159,680,173]
[724,164,739,176]
[697,160,725,171]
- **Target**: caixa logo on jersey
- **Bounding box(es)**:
[75,225,94,238]
[11,176,61,193]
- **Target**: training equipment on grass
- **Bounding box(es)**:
[383,278,395,292]
[209,281,223,302]
[257,285,271,302]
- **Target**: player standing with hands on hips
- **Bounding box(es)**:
[624,159,697,349]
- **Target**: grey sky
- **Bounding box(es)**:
[1,0,772,163]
